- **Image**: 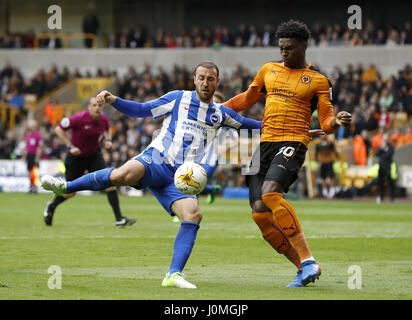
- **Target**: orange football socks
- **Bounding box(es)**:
[261,192,313,261]
[251,212,300,268]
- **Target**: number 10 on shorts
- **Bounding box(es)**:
[276,146,295,157]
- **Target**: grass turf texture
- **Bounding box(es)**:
[0,192,411,300]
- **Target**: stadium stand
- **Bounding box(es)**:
[1,20,411,49]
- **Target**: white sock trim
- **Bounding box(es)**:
[301,256,315,264]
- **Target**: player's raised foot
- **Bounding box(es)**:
[206,185,221,204]
[300,260,321,286]
[43,201,55,226]
[116,217,136,228]
[286,270,304,287]
[162,272,197,289]
[41,175,67,196]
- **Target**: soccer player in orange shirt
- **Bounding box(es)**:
[224,20,352,287]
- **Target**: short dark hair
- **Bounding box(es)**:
[194,61,219,77]
[275,20,311,42]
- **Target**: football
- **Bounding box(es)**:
[174,162,208,195]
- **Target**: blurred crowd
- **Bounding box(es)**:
[310,63,412,137]
[1,60,412,190]
[1,19,412,49]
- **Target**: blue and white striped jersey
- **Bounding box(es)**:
[112,90,261,167]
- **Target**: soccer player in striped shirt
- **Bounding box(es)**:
[41,61,262,289]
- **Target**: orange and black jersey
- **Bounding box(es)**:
[224,61,336,147]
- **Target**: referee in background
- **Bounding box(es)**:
[43,97,136,228]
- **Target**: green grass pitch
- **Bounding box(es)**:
[0,192,411,300]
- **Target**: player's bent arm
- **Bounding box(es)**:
[317,76,352,133]
[55,126,72,148]
[223,86,264,112]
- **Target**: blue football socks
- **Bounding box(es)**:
[66,168,114,193]
[169,221,200,274]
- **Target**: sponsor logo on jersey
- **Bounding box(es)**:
[60,117,70,128]
[141,155,152,164]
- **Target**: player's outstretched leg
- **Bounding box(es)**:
[162,198,200,289]
[41,168,115,195]
[42,162,142,194]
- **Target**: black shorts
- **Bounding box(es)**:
[26,154,37,171]
[246,141,307,204]
[64,152,107,181]
[320,162,335,179]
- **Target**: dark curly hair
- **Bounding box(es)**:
[275,20,311,42]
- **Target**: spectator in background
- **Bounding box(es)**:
[8,88,25,117]
[329,31,341,46]
[390,127,403,147]
[386,29,399,47]
[377,107,392,131]
[13,35,24,49]
[220,27,232,46]
[403,124,412,145]
[404,22,412,44]
[379,88,394,110]
[129,26,146,48]
[374,30,386,45]
[371,128,384,151]
[247,25,258,47]
[262,24,273,47]
[43,98,64,128]
[375,133,396,203]
[362,64,378,83]
[353,133,368,166]
[46,30,63,49]
[106,33,117,48]
[82,9,100,48]
[235,23,249,46]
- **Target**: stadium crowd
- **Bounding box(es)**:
[1,20,412,49]
[1,60,412,189]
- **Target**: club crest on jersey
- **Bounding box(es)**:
[301,75,311,84]
[210,112,222,125]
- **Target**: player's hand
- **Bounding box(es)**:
[309,129,325,136]
[335,111,352,127]
[96,90,116,105]
[69,146,81,156]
